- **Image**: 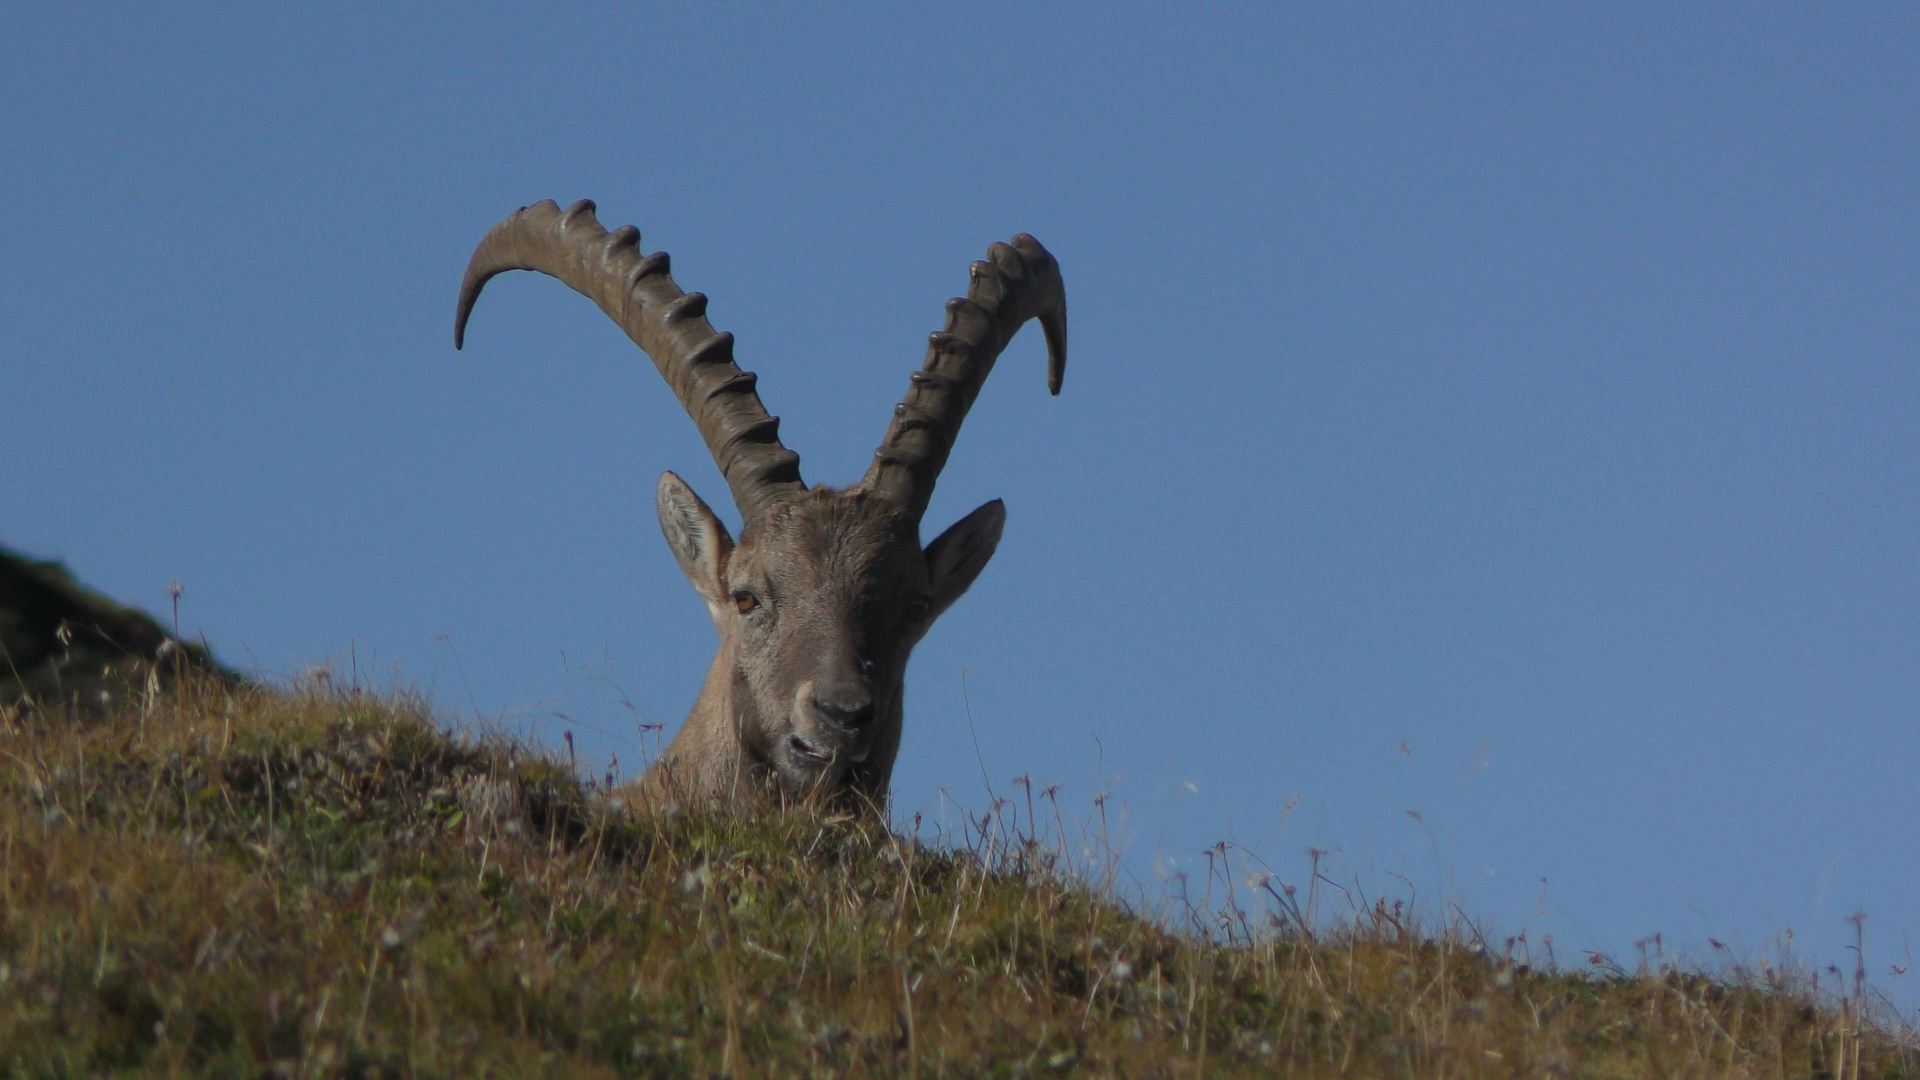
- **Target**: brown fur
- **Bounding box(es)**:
[630,484,1000,813]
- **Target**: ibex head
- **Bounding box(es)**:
[455,200,1066,810]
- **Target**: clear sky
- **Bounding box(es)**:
[6,4,1915,1006]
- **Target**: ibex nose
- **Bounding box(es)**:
[812,688,876,731]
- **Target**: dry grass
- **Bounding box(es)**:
[0,677,1912,1078]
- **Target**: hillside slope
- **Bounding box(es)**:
[0,679,1911,1077]
[1,544,231,719]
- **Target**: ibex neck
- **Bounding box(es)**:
[632,641,769,809]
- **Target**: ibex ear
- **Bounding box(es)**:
[924,499,1005,620]
[656,471,734,609]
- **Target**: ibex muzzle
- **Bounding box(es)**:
[455,200,1065,811]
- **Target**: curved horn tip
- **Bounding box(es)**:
[454,280,484,349]
[1042,309,1067,395]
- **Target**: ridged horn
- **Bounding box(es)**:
[455,199,804,523]
[859,233,1067,520]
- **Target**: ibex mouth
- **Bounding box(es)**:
[787,734,833,764]
[787,734,871,767]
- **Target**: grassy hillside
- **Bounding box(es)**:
[0,677,1911,1077]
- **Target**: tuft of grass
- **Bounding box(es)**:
[0,677,1913,1077]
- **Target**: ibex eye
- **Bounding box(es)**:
[732,591,760,614]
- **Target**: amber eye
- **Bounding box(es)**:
[732,591,760,614]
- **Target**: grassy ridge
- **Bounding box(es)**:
[0,680,1911,1077]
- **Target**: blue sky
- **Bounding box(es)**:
[6,4,1916,1004]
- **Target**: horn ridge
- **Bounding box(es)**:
[858,233,1067,519]
[454,199,804,522]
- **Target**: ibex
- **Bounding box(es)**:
[454,200,1066,811]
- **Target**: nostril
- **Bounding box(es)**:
[813,695,875,730]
